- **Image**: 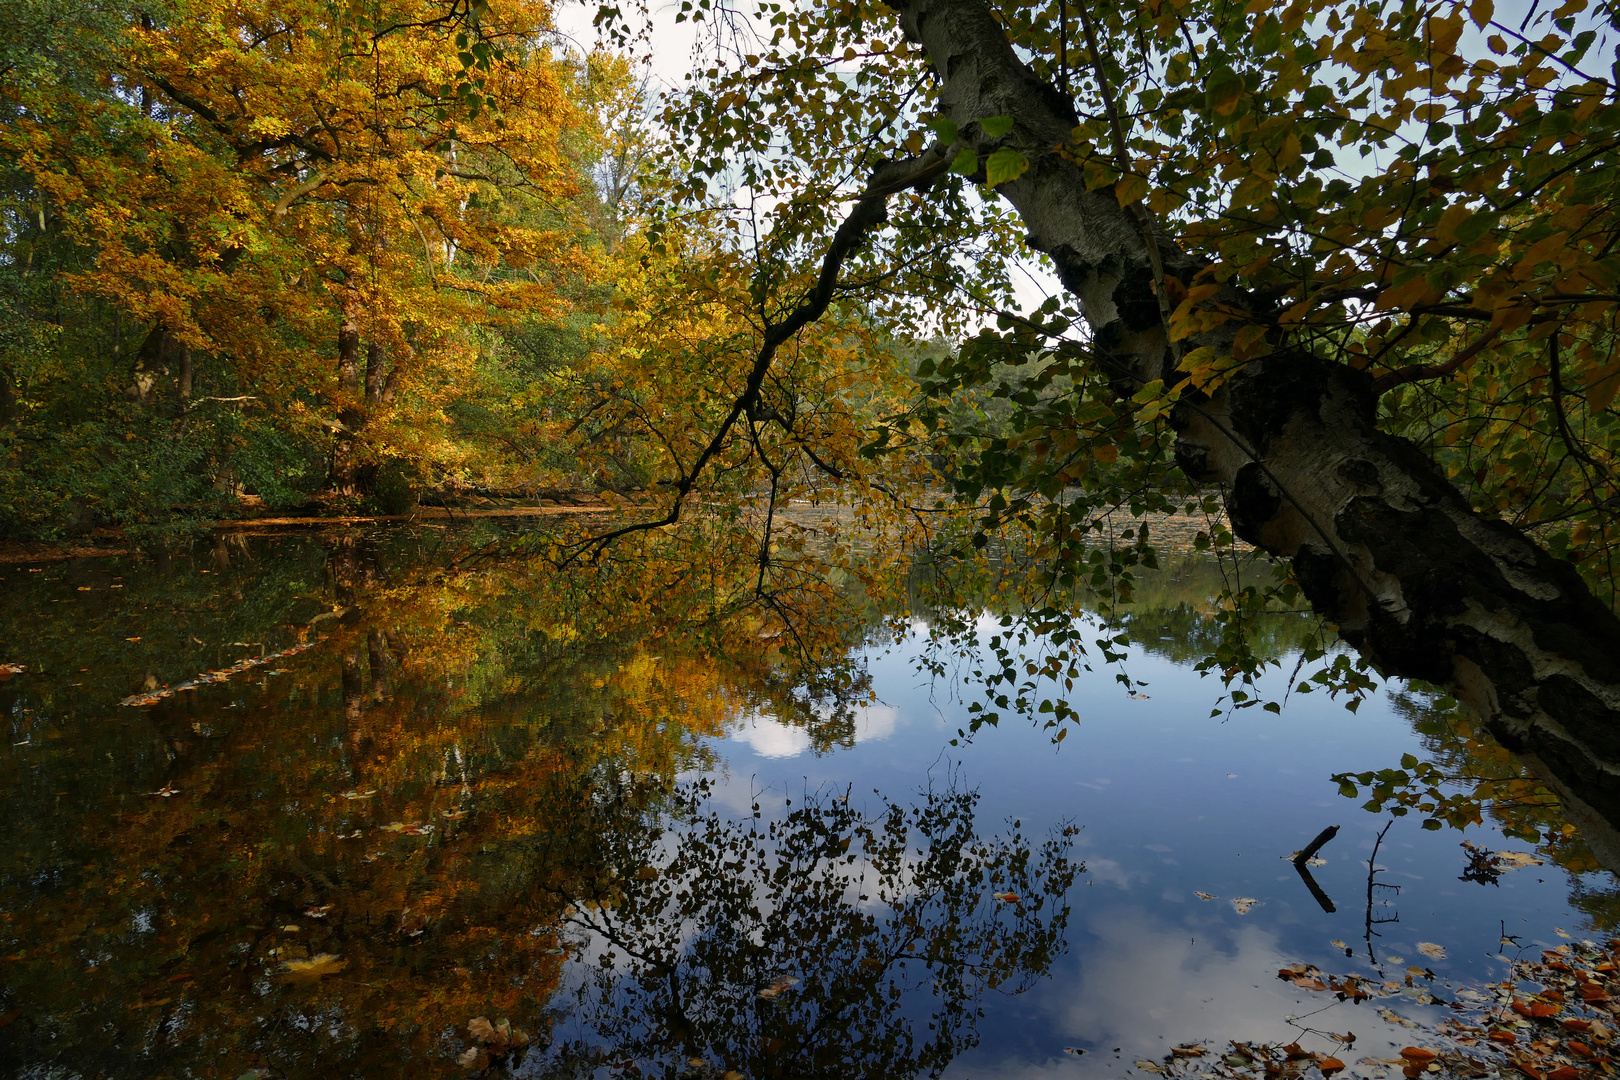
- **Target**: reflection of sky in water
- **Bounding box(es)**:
[704,633,1605,1075]
[729,703,901,758]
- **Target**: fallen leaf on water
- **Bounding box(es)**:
[379,821,433,834]
[1495,851,1545,868]
[125,637,141,643]
[442,809,467,820]
[993,891,1020,904]
[1306,857,1327,867]
[467,1015,526,1048]
[280,953,346,981]
[76,586,91,591]
[1417,942,1447,959]
[1231,897,1261,914]
[1172,1044,1207,1057]
[340,789,377,800]
[1320,1057,1346,1075]
[304,905,332,918]
[1130,693,1151,699]
[1195,891,1217,901]
[757,975,801,1000]
[151,784,180,797]
[1400,1047,1438,1063]
[1063,1047,1086,1056]
[1331,939,1349,950]
[456,1048,483,1068]
[1135,1061,1166,1074]
[1378,1006,1421,1028]
[1555,927,1573,938]
[0,663,24,679]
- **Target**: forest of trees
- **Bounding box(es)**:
[2,0,1619,853]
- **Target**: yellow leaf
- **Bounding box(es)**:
[1469,0,1494,27]
[280,954,347,981]
[1231,324,1272,361]
[1376,275,1432,310]
[1115,173,1150,208]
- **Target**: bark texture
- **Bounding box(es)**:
[897,0,1620,866]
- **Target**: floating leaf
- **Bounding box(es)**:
[1417,942,1447,959]
[280,953,347,981]
[757,975,801,1000]
[1195,891,1217,901]
[1231,897,1261,914]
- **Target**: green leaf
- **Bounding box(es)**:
[930,117,958,145]
[949,147,978,175]
[1205,66,1244,116]
[984,147,1029,187]
[980,115,1015,138]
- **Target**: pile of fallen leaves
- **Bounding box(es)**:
[1293,939,1615,1080]
[1129,1040,1355,1078]
[1144,939,1618,1080]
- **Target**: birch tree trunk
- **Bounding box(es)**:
[896,0,1620,866]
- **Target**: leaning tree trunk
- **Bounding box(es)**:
[897,0,1620,867]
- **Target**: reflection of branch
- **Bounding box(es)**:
[1293,861,1336,914]
[1363,820,1401,968]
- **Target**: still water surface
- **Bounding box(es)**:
[0,525,1612,1078]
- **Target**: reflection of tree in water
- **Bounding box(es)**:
[524,782,1079,1080]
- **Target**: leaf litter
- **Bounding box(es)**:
[118,641,316,706]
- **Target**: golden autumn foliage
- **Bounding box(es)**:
[4,0,599,504]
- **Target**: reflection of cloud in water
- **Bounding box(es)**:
[731,704,902,759]
[855,703,899,742]
[1082,859,1137,889]
[732,713,812,758]
[948,905,1426,1078]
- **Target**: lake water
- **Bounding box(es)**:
[1,525,1613,1079]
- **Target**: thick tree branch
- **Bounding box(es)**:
[565,145,953,563]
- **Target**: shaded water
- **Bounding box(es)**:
[0,527,1613,1079]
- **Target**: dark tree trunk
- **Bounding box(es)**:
[897,0,1620,867]
[128,324,166,404]
[177,344,193,408]
[364,342,387,405]
[330,305,368,496]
